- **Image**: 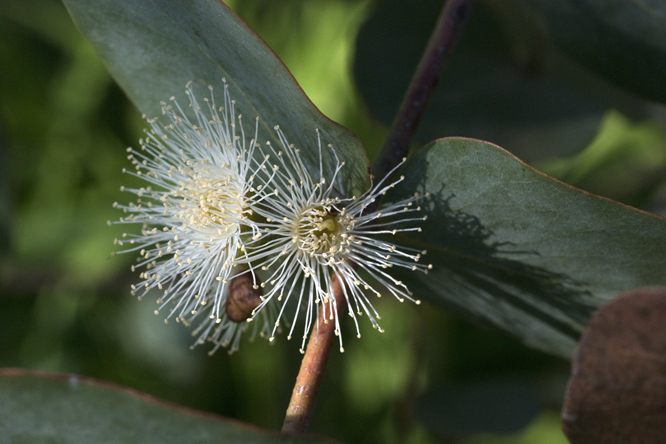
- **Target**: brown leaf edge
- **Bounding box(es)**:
[212,0,368,163]
[0,367,342,443]
[421,136,666,225]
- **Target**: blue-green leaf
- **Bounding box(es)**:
[0,369,339,444]
[394,137,666,358]
[61,0,370,195]
[521,0,666,103]
[354,0,656,162]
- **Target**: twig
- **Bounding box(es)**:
[370,0,475,185]
[282,276,347,434]
[281,1,474,433]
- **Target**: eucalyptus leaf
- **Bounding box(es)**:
[392,137,666,358]
[61,0,370,195]
[354,0,657,162]
[0,369,339,444]
[521,0,666,103]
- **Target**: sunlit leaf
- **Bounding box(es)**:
[61,0,370,195]
[392,137,666,358]
[0,369,339,444]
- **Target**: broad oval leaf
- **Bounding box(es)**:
[521,0,666,103]
[354,0,656,162]
[61,0,370,195]
[392,137,666,358]
[0,368,339,444]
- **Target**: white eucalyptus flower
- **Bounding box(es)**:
[244,127,432,353]
[112,80,430,355]
[111,81,277,354]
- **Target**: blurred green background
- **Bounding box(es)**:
[0,0,664,443]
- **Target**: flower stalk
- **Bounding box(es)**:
[281,0,474,434]
[282,276,347,434]
[113,3,474,431]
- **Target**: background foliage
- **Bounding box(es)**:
[0,0,664,443]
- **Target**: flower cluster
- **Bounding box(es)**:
[112,81,431,354]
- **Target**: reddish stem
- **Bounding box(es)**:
[282,276,347,434]
[370,0,475,185]
[281,0,474,434]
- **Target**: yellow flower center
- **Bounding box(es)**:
[173,166,244,234]
[294,206,352,257]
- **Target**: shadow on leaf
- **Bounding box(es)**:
[389,154,598,358]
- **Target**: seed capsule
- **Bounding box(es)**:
[226,272,263,322]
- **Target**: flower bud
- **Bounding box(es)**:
[226,272,263,323]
